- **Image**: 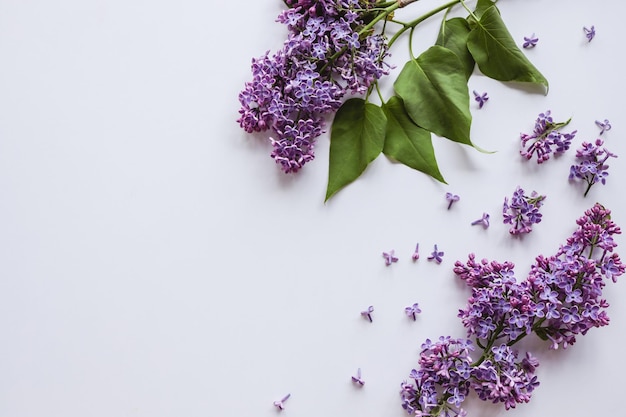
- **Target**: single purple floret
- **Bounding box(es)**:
[427,244,444,264]
[273,393,291,411]
[411,243,420,261]
[584,25,596,42]
[352,368,365,386]
[361,305,374,322]
[471,213,490,228]
[595,119,611,135]
[523,33,538,48]
[446,192,460,209]
[383,250,399,266]
[473,90,489,109]
[405,303,422,320]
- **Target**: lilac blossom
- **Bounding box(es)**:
[471,213,490,229]
[361,305,374,322]
[446,192,460,209]
[352,368,365,386]
[412,243,420,261]
[569,138,617,197]
[427,244,444,264]
[520,111,576,163]
[238,0,391,173]
[405,303,422,320]
[502,186,546,235]
[402,204,623,415]
[584,25,596,42]
[383,250,399,266]
[595,119,611,135]
[522,33,538,48]
[273,393,291,410]
[473,90,488,109]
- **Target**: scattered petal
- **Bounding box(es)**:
[583,25,595,42]
[383,250,399,266]
[351,368,365,386]
[471,213,490,229]
[523,33,538,48]
[472,90,489,109]
[405,303,422,321]
[273,393,291,411]
[412,243,420,261]
[361,305,374,322]
[445,192,460,210]
[595,119,611,135]
[427,244,444,264]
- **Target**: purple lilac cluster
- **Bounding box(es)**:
[569,138,617,197]
[238,0,391,173]
[401,204,623,416]
[502,186,545,235]
[520,111,576,163]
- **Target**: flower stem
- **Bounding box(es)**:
[387,0,461,47]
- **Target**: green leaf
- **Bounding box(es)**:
[394,46,472,147]
[325,98,386,201]
[467,6,549,90]
[382,96,446,183]
[473,0,497,19]
[436,17,475,80]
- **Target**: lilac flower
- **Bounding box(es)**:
[569,138,617,196]
[411,243,420,261]
[520,111,576,163]
[352,368,365,386]
[238,0,391,173]
[471,213,490,229]
[361,305,374,322]
[473,90,489,109]
[446,192,460,209]
[583,25,596,42]
[595,119,611,135]
[383,250,399,266]
[273,393,291,411]
[427,244,444,264]
[502,186,546,235]
[405,303,422,321]
[523,33,538,48]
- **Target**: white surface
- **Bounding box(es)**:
[0,0,624,416]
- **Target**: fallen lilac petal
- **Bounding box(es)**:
[361,305,374,322]
[471,213,490,228]
[352,368,365,386]
[412,243,420,261]
[273,393,291,411]
[383,250,399,266]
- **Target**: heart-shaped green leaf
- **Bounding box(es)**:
[325,98,386,201]
[436,17,475,80]
[394,46,472,147]
[382,96,446,183]
[467,6,549,90]
[473,0,497,19]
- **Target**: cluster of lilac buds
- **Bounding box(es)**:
[519,111,576,163]
[238,0,391,173]
[401,204,623,416]
[569,138,617,197]
[502,186,546,235]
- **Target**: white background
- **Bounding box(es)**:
[0,0,624,416]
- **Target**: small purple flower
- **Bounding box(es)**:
[502,186,546,235]
[523,33,538,48]
[584,25,596,42]
[383,250,399,266]
[595,119,611,135]
[351,368,365,386]
[427,244,444,264]
[361,305,374,322]
[273,393,291,411]
[405,303,422,320]
[445,192,460,209]
[411,243,420,261]
[471,213,490,228]
[473,90,489,109]
[569,138,617,196]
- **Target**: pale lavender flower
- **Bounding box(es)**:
[473,90,489,109]
[446,192,460,209]
[405,303,422,320]
[595,119,611,135]
[273,393,291,411]
[383,250,399,266]
[361,305,374,322]
[583,25,596,42]
[471,213,490,228]
[427,244,444,264]
[352,368,365,386]
[523,33,538,48]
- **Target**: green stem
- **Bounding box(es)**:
[387,0,461,48]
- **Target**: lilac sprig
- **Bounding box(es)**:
[237,0,391,173]
[519,111,576,163]
[502,186,546,235]
[401,204,624,416]
[569,138,617,197]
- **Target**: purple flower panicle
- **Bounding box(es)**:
[569,138,617,197]
[238,0,391,173]
[520,111,576,163]
[502,187,546,235]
